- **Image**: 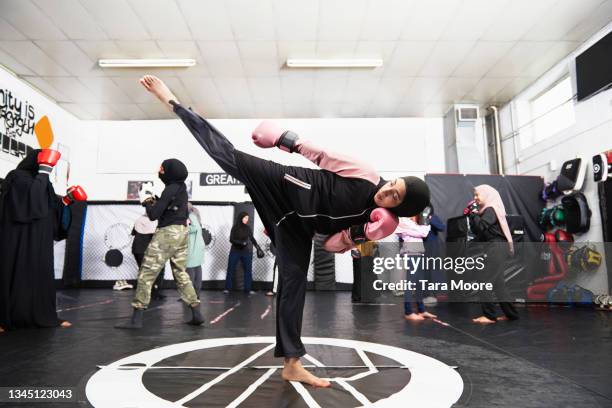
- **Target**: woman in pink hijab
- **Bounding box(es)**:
[467,185,519,324]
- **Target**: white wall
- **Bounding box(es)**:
[87,116,444,201]
[499,23,612,294]
[0,67,90,194]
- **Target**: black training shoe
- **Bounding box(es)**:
[114,308,144,329]
[187,305,205,326]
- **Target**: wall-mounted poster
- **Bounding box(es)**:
[127,181,150,200]
[0,88,50,161]
[127,180,193,200]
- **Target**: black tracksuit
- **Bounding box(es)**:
[172,102,383,357]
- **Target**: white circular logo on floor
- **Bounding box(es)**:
[86,337,463,407]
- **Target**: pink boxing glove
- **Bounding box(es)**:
[349,208,399,244]
[251,120,300,153]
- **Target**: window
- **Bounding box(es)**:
[530,76,575,144]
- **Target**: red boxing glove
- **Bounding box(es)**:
[463,200,479,215]
[37,149,61,174]
[349,208,399,243]
[252,120,299,153]
[63,185,88,205]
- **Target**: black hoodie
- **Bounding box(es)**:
[145,158,188,228]
[229,211,258,252]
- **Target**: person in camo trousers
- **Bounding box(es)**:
[115,158,204,329]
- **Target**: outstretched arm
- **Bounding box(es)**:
[140,75,242,178]
[251,120,380,185]
[294,140,380,185]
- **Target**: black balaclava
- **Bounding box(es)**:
[159,158,188,185]
[389,176,431,217]
[16,149,41,175]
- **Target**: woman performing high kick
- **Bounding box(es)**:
[139,75,430,387]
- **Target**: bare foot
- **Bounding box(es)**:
[0,326,5,333]
[139,75,179,110]
[472,316,496,324]
[404,313,425,321]
[496,316,509,321]
[420,311,438,319]
[60,321,72,328]
[281,358,331,388]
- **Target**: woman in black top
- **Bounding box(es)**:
[139,75,429,388]
[467,185,519,324]
[115,158,203,329]
[225,212,264,294]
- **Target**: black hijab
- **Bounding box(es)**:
[16,149,41,175]
[389,176,431,217]
[1,150,57,223]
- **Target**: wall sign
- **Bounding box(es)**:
[200,172,243,186]
[0,88,38,159]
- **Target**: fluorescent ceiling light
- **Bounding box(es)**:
[286,58,383,68]
[98,58,196,68]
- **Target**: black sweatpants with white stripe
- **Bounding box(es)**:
[173,102,313,358]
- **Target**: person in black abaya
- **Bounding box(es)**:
[0,149,84,331]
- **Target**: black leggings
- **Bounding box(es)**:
[174,103,312,358]
[480,245,519,320]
